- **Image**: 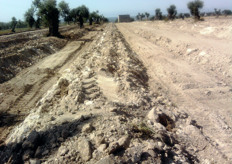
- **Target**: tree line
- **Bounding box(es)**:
[0,0,108,36]
[136,0,232,21]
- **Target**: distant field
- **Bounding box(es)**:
[0,27,33,35]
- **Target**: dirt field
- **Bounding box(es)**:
[0,17,231,164]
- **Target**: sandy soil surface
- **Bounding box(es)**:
[0,17,231,164]
[117,17,232,163]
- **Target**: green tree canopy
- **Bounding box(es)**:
[145,12,150,20]
[167,5,177,20]
[187,0,204,20]
[70,5,89,28]
[222,10,232,16]
[38,0,60,36]
[136,13,141,21]
[58,0,71,23]
[141,13,145,20]
[155,8,162,20]
[89,11,100,25]
[24,7,35,28]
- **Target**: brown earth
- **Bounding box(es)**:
[0,17,231,164]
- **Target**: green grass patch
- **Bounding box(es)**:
[0,27,32,35]
[131,122,155,139]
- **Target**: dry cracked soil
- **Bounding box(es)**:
[0,17,231,164]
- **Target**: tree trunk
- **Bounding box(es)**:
[47,9,60,37]
[79,16,84,28]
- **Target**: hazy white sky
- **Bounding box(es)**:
[0,0,231,22]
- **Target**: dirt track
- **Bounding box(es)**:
[117,17,232,162]
[0,25,103,144]
[0,18,231,164]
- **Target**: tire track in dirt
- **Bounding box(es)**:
[0,27,103,144]
[117,22,232,163]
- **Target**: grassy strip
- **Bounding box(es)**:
[0,28,33,35]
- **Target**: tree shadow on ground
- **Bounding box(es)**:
[0,114,93,164]
[0,111,20,128]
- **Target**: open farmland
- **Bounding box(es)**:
[0,17,231,163]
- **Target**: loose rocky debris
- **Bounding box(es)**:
[0,24,209,164]
[0,25,97,83]
[117,18,232,163]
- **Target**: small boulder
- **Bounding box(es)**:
[96,155,115,164]
[147,108,158,122]
[94,135,105,146]
[107,142,120,154]
[97,144,107,152]
[29,159,41,164]
[125,145,144,163]
[118,135,131,149]
[34,146,43,158]
[82,123,94,133]
[78,138,92,161]
[58,146,69,156]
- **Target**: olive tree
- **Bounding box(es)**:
[11,17,17,32]
[155,8,162,20]
[24,7,35,28]
[32,0,42,28]
[136,13,141,21]
[145,12,150,20]
[214,8,221,17]
[38,0,60,36]
[89,11,100,25]
[70,5,89,28]
[58,1,71,24]
[77,5,89,28]
[167,5,177,20]
[187,0,204,20]
[222,10,232,16]
[141,13,145,20]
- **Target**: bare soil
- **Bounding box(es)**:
[0,17,231,164]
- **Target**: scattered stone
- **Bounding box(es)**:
[109,107,117,112]
[147,108,158,122]
[125,145,144,163]
[58,111,64,116]
[118,135,131,149]
[97,144,107,152]
[23,150,33,161]
[107,142,120,154]
[82,123,94,133]
[50,116,56,121]
[96,155,115,164]
[35,146,43,158]
[145,142,156,150]
[95,135,105,146]
[205,91,211,96]
[58,146,69,156]
[78,138,92,161]
[29,159,41,164]
[42,149,49,156]
[156,141,165,149]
